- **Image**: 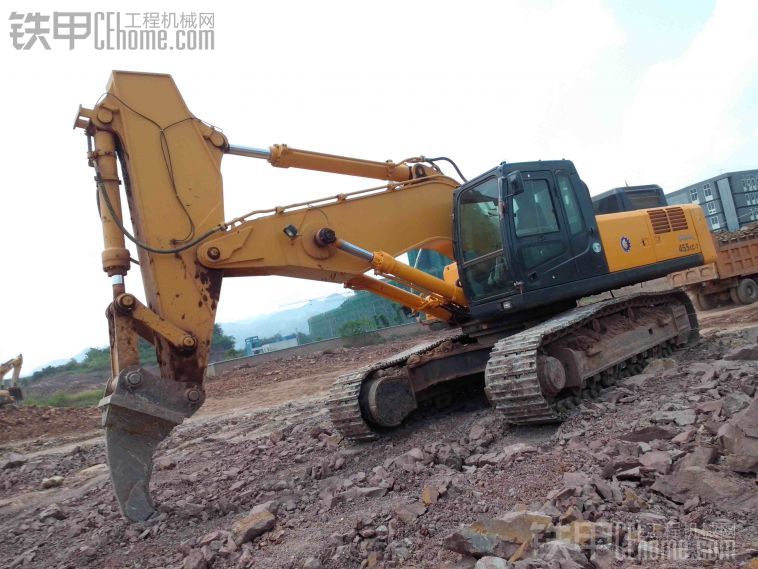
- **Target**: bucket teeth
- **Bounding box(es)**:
[99,366,203,522]
[103,405,174,522]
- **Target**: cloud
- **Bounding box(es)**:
[620,0,758,189]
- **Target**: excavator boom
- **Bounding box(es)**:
[75,71,468,520]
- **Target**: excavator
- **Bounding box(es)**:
[0,355,24,406]
[74,71,717,522]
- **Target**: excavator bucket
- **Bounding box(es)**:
[100,367,204,521]
[103,406,174,521]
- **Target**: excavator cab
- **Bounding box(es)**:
[454,161,609,322]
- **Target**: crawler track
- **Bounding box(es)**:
[485,291,698,424]
[326,332,463,440]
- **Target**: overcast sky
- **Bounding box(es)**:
[2,0,757,373]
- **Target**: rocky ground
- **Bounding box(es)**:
[1,305,757,569]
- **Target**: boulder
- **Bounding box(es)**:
[2,453,26,469]
[231,511,276,544]
[651,466,758,511]
[638,451,672,474]
[718,395,758,473]
[722,344,758,361]
[723,392,752,417]
[675,446,718,471]
[536,541,591,568]
[444,512,551,559]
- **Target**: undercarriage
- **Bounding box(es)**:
[327,291,697,438]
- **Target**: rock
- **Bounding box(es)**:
[393,448,428,472]
[500,443,538,463]
[562,472,591,488]
[198,530,228,546]
[671,427,697,444]
[154,456,177,471]
[41,475,64,489]
[393,502,426,523]
[639,450,672,474]
[231,511,276,544]
[592,479,616,503]
[469,424,487,441]
[695,399,723,414]
[619,426,675,442]
[644,358,677,374]
[38,504,66,521]
[251,499,281,515]
[445,512,551,558]
[619,373,653,387]
[723,392,752,417]
[718,395,758,473]
[616,466,641,480]
[652,409,697,426]
[302,557,324,569]
[475,557,511,569]
[590,545,624,569]
[555,521,613,546]
[2,453,26,469]
[182,550,207,569]
[356,486,387,498]
[536,541,591,568]
[422,485,439,505]
[676,446,718,471]
[723,344,758,361]
[651,466,758,511]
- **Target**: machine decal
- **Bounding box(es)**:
[620,236,631,253]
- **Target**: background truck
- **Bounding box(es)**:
[667,223,758,310]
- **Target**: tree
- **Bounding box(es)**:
[210,324,240,361]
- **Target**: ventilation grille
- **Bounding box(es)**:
[647,207,689,234]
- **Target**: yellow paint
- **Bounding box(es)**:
[597,205,717,273]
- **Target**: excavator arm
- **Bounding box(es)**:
[74,71,469,521]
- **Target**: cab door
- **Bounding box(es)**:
[553,169,608,279]
[506,171,579,292]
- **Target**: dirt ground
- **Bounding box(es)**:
[1,303,757,569]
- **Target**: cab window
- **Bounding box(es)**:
[458,178,502,262]
[513,179,559,237]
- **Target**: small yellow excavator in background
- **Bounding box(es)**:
[74,71,717,522]
[0,354,24,406]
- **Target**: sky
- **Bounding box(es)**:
[1,0,757,373]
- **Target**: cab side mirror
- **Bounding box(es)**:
[504,171,524,196]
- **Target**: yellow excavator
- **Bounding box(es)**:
[74,71,717,521]
[0,354,24,406]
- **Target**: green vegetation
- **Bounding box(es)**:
[338,319,385,348]
[26,389,102,408]
[28,325,240,383]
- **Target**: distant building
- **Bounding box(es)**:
[666,169,758,232]
[244,334,298,356]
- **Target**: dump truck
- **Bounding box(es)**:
[74,71,717,521]
[668,223,758,310]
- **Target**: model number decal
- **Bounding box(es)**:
[678,242,701,253]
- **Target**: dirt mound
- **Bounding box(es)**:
[0,405,100,446]
[717,222,758,243]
